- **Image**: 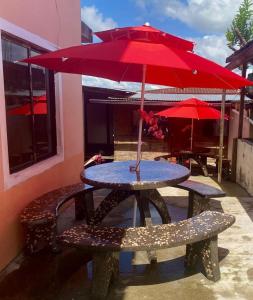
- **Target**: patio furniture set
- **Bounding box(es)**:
[20,160,235,299]
[18,23,246,299]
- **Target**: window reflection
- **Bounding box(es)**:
[2,35,56,173]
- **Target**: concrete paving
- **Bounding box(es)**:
[0,175,253,300]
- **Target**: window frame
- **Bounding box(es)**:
[2,32,57,173]
[0,17,64,190]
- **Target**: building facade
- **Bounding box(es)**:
[88,87,251,161]
[0,0,85,271]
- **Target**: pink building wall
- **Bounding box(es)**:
[0,0,84,271]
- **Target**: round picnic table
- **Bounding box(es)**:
[81,160,190,190]
[80,160,190,227]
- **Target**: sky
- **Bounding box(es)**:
[80,0,243,91]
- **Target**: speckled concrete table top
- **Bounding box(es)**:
[81,160,190,190]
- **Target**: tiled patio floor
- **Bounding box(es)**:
[0,175,253,300]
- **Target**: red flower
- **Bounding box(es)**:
[138,109,165,140]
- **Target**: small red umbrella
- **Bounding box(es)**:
[156,98,228,150]
[7,95,47,116]
[22,24,251,171]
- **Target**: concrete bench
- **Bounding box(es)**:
[20,183,97,254]
[176,180,226,218]
[58,211,235,299]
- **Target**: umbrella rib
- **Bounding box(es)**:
[120,64,130,82]
[213,72,237,89]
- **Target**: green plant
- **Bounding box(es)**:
[226,0,253,48]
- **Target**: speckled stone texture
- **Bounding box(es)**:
[20,183,96,254]
[90,189,171,226]
[89,190,135,225]
[81,160,190,190]
[58,211,235,252]
[1,177,252,300]
[176,180,226,218]
[58,211,235,298]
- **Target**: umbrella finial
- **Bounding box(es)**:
[144,22,150,26]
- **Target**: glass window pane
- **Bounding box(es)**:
[2,35,57,173]
[2,38,34,172]
[31,64,55,159]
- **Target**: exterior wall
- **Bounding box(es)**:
[236,139,253,196]
[228,109,250,160]
[0,0,83,271]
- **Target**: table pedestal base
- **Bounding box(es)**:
[89,189,171,263]
[90,189,171,226]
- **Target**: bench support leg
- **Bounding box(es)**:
[141,189,171,224]
[187,192,210,218]
[195,155,209,176]
[75,191,94,223]
[136,191,158,263]
[92,251,119,300]
[185,235,220,282]
[200,236,220,282]
[25,219,57,254]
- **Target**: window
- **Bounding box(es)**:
[1,33,56,174]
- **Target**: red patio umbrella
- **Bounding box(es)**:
[156,98,228,150]
[7,95,47,116]
[22,24,251,171]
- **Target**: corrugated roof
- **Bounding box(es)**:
[130,92,247,102]
[145,87,241,94]
[88,87,252,105]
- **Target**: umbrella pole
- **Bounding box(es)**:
[190,118,194,151]
[136,64,147,171]
[218,90,226,183]
[190,118,194,170]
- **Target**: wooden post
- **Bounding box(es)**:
[218,90,226,183]
[238,64,247,138]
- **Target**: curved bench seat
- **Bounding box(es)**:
[177,180,226,199]
[58,211,234,252]
[175,180,226,218]
[20,183,97,254]
[58,211,235,299]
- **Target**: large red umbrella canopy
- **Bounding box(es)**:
[156,98,227,120]
[23,39,251,89]
[22,24,251,171]
[95,24,194,51]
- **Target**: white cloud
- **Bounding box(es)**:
[190,34,232,65]
[80,3,236,91]
[134,0,147,10]
[82,76,166,92]
[134,0,241,34]
[81,6,117,32]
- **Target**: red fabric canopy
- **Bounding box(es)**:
[95,24,194,51]
[7,95,47,116]
[156,98,228,151]
[156,98,228,120]
[22,24,251,171]
[23,39,251,89]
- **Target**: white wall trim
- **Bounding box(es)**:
[0,18,64,190]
